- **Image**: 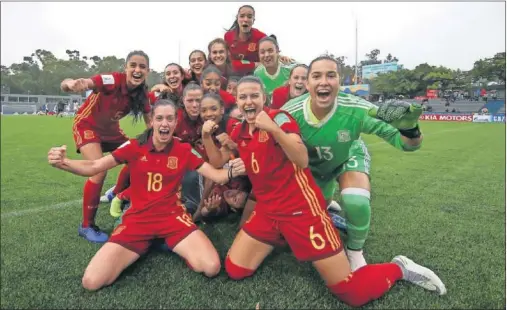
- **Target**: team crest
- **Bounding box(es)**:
[167,156,178,169]
[337,130,351,143]
[84,130,95,140]
[258,130,269,143]
[247,43,257,52]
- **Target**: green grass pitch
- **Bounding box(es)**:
[1,115,505,309]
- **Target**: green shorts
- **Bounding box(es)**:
[313,139,371,201]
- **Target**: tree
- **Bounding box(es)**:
[471,52,506,84]
[384,53,399,63]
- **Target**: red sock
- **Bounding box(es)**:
[225,256,255,280]
[113,165,130,195]
[82,179,103,227]
[328,263,402,307]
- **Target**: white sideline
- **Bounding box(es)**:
[0,125,475,219]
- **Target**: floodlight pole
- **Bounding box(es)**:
[355,17,358,84]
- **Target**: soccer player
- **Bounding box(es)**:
[281,55,425,271]
[186,50,207,84]
[200,65,236,113]
[207,75,445,307]
[224,5,292,65]
[151,63,186,100]
[60,50,152,243]
[47,98,246,291]
[208,38,257,82]
[270,64,309,109]
[254,37,296,96]
[56,100,66,117]
[226,76,240,97]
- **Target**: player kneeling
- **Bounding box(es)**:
[47,99,246,291]
[219,76,446,307]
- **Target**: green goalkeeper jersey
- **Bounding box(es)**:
[254,62,295,95]
[282,92,421,180]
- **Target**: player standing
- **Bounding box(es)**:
[282,55,424,271]
[60,50,152,243]
[47,99,246,291]
[208,75,445,307]
[270,64,308,109]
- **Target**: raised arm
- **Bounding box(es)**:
[196,160,245,185]
[48,145,119,177]
[202,120,235,168]
[60,78,95,93]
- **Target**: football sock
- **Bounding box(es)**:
[340,188,371,250]
[225,255,255,280]
[82,179,103,227]
[112,165,130,196]
[328,263,402,307]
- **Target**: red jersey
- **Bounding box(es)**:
[111,137,204,222]
[271,85,290,109]
[224,28,267,63]
[174,109,202,145]
[74,72,151,132]
[219,89,236,111]
[230,109,327,218]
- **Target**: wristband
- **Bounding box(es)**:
[399,125,421,139]
[228,166,233,181]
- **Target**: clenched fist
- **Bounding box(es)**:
[254,111,277,133]
[217,133,237,150]
[202,120,219,138]
[61,79,89,93]
[48,145,68,167]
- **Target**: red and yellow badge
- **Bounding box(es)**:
[258,130,269,143]
[84,130,95,140]
[167,156,178,169]
[247,43,257,52]
[111,225,126,236]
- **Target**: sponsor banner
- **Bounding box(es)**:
[362,63,399,80]
[419,113,473,122]
[340,84,370,96]
[472,113,492,123]
[492,113,506,123]
[426,89,438,98]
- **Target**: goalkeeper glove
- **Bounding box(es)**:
[368,100,423,130]
[110,196,123,218]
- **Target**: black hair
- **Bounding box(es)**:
[136,99,177,145]
[227,76,240,84]
[236,75,270,106]
[307,55,340,78]
[200,64,224,84]
[227,5,255,33]
[182,81,203,98]
[125,50,150,123]
[202,92,224,107]
[259,36,280,52]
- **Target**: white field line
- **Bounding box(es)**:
[0,125,475,219]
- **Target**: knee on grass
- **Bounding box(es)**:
[82,273,110,292]
[187,257,221,278]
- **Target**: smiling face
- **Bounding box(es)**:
[164,65,183,91]
[202,71,222,94]
[151,104,177,145]
[200,96,224,123]
[210,43,227,67]
[289,66,308,98]
[259,40,279,70]
[226,79,238,97]
[182,89,203,120]
[189,51,206,76]
[306,59,340,111]
[237,6,254,34]
[236,81,265,124]
[125,55,149,88]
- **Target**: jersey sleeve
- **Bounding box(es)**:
[361,115,421,151]
[272,111,300,135]
[111,140,140,164]
[220,90,236,110]
[185,144,205,171]
[148,91,158,106]
[90,72,123,93]
[230,124,241,143]
[226,118,240,135]
[271,85,290,109]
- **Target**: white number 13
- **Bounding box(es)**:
[315,146,333,161]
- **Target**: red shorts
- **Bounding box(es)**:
[242,208,343,262]
[108,212,197,255]
[73,122,128,153]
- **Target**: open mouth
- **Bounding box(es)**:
[192,64,203,72]
[241,24,250,30]
[132,72,143,83]
[159,128,170,138]
[294,84,304,92]
[168,78,179,88]
[244,106,257,119]
[316,89,332,101]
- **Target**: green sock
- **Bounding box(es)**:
[340,188,371,250]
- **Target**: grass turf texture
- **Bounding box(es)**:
[1,115,505,309]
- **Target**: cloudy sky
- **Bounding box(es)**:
[1,2,505,72]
